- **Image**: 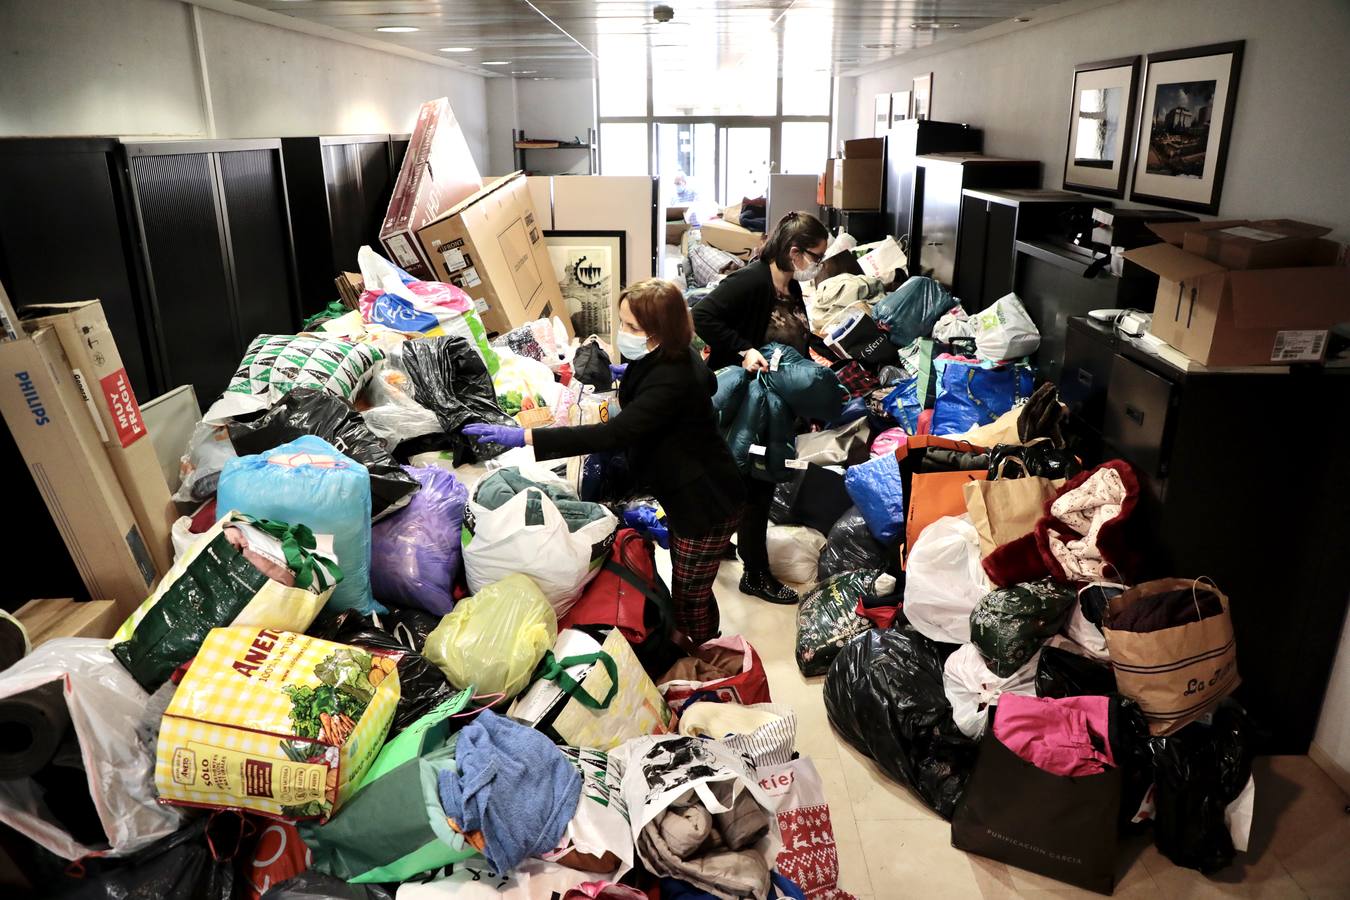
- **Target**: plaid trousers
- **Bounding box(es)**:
[669,513,741,644]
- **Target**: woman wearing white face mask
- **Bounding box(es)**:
[464,279,745,646]
[691,211,830,605]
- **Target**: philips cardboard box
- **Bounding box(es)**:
[0,328,158,612]
[416,172,570,337]
[1124,237,1350,367]
[831,139,884,211]
[380,97,483,280]
[24,301,175,574]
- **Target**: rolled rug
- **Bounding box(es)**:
[0,680,71,780]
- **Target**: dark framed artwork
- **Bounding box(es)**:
[1130,41,1244,214]
[912,73,933,120]
[873,94,892,137]
[544,230,626,337]
[890,90,912,127]
[1062,56,1140,197]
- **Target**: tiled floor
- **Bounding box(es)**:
[690,553,1350,900]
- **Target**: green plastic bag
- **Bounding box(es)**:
[303,691,482,883]
[423,574,558,699]
[970,579,1077,677]
[795,570,896,677]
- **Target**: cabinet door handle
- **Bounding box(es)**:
[1076,369,1093,386]
[1125,404,1145,426]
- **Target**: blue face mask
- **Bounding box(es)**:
[617,329,653,360]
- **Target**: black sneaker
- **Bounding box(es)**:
[739,568,800,605]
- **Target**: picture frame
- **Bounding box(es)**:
[1130,41,1244,214]
[1062,55,1140,198]
[873,94,892,137]
[912,73,933,120]
[544,230,626,338]
[890,90,912,127]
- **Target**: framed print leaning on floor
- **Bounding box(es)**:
[1130,41,1244,214]
[544,230,626,338]
[1062,56,1140,198]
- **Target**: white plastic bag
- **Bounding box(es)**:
[767,525,828,586]
[756,757,847,899]
[903,514,991,644]
[932,308,975,343]
[463,475,618,616]
[396,859,591,899]
[172,419,236,504]
[942,643,1039,739]
[1063,600,1111,661]
[971,293,1040,362]
[0,639,182,859]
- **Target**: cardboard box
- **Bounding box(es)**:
[1123,241,1350,367]
[832,139,884,210]
[1180,219,1334,270]
[14,598,120,646]
[380,97,484,280]
[23,301,174,574]
[0,328,158,612]
[416,171,570,336]
[818,159,835,206]
[701,218,763,259]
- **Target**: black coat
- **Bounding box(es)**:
[531,348,746,536]
[692,260,803,371]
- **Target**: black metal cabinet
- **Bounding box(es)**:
[882,120,982,250]
[124,140,300,403]
[281,135,398,314]
[955,189,1104,311]
[911,155,1040,289]
[1060,317,1350,754]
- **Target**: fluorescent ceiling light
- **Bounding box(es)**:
[511,70,538,75]
[910,21,961,29]
[440,47,474,52]
[376,26,419,33]
[483,60,511,65]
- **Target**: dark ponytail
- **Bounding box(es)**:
[759,210,828,271]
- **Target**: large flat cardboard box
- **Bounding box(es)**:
[14,598,120,646]
[1124,241,1350,367]
[416,172,571,337]
[701,218,763,259]
[380,97,484,280]
[24,301,174,574]
[0,328,158,613]
[820,159,835,206]
[1180,219,1334,270]
[832,139,884,210]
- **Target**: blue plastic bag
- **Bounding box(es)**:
[931,359,1035,436]
[844,452,906,544]
[873,277,957,347]
[882,377,923,434]
[218,434,379,614]
[622,503,670,549]
[370,465,469,615]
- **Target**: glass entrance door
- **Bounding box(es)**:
[718,126,771,204]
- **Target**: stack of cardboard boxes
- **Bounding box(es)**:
[1125,218,1350,367]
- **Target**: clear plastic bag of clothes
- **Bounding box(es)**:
[359,347,444,451]
[172,420,236,504]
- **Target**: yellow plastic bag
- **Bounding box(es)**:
[154,627,400,822]
[423,573,557,700]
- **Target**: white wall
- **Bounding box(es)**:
[486,77,597,177]
[0,0,489,168]
[846,0,1350,238]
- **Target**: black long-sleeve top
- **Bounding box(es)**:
[692,260,803,371]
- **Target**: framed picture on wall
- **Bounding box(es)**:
[890,90,912,126]
[912,73,933,120]
[544,230,626,338]
[873,94,892,136]
[1130,41,1244,214]
[1062,56,1140,197]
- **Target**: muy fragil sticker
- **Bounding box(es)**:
[99,367,146,447]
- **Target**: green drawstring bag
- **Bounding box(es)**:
[302,689,486,884]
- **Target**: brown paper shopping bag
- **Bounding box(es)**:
[1103,578,1240,735]
[962,465,1063,557]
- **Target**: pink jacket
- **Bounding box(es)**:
[993,694,1115,777]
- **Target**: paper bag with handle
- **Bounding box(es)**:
[962,457,1064,557]
[1104,578,1239,735]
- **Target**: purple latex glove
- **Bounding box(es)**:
[609,363,628,381]
[462,423,525,448]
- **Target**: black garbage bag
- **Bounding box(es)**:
[769,464,852,534]
[228,386,419,520]
[262,873,394,899]
[823,616,976,819]
[401,336,516,465]
[1034,645,1117,698]
[51,815,242,899]
[987,441,1082,480]
[572,337,613,386]
[817,506,896,581]
[308,607,454,737]
[1148,700,1255,873]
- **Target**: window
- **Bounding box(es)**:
[598,36,647,116]
[651,32,777,117]
[781,11,833,116]
[780,122,830,175]
[600,123,649,175]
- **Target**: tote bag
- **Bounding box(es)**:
[962,464,1064,557]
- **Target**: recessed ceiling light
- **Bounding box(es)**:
[910,21,961,29]
[533,77,555,81]
[862,43,898,50]
[376,26,419,33]
[1013,17,1031,23]
[482,61,511,66]
[439,47,474,53]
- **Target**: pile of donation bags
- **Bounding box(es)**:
[0,246,863,899]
